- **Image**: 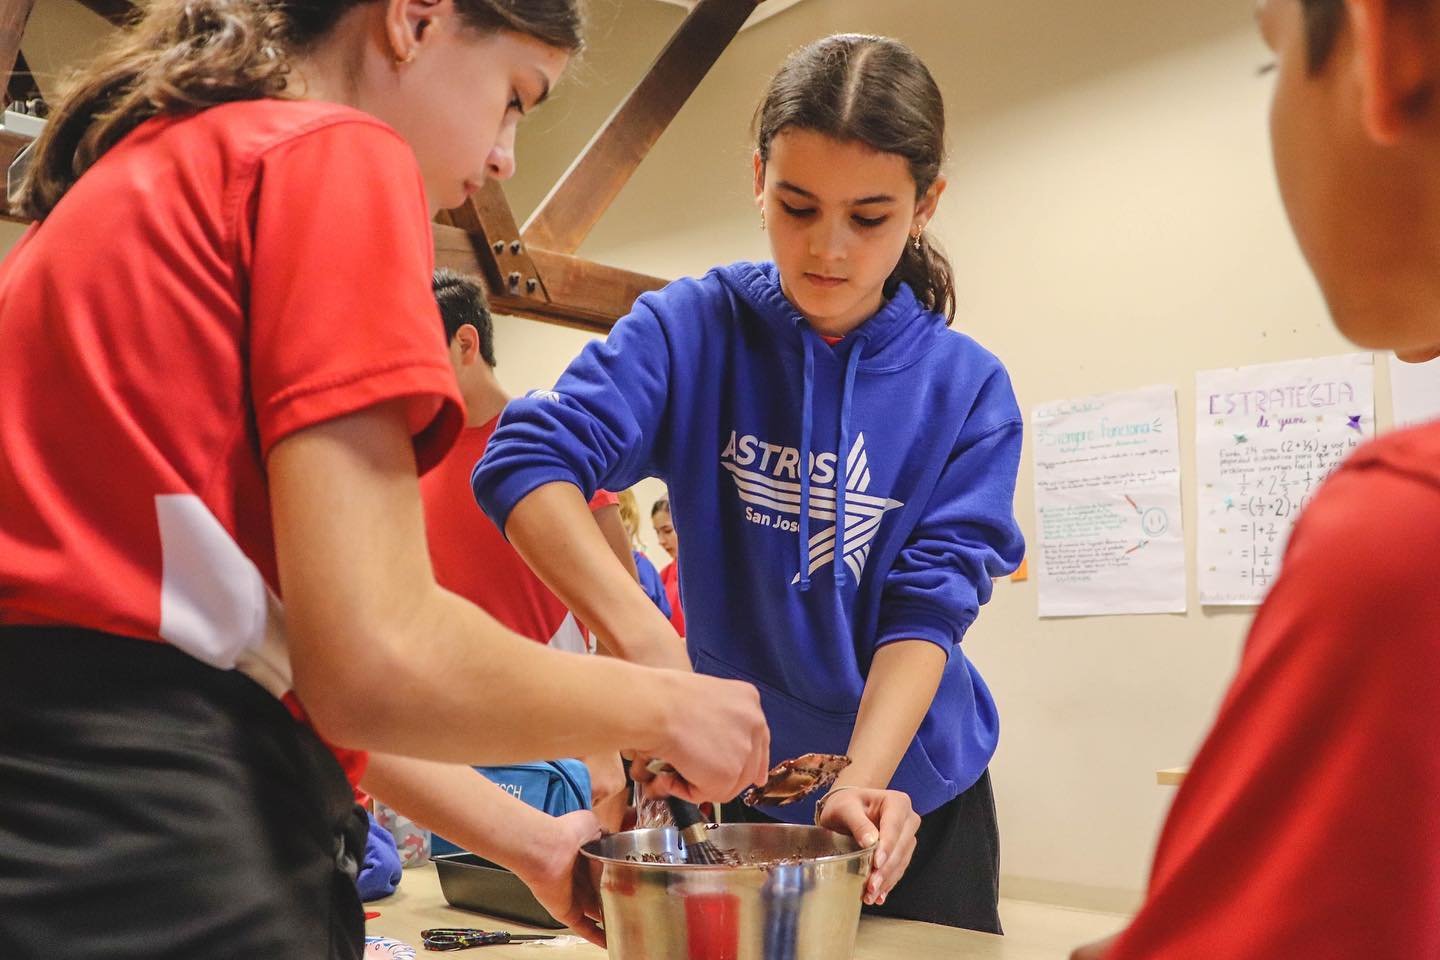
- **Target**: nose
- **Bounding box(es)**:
[487,125,518,182]
[808,214,847,263]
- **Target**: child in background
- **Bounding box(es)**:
[616,489,673,620]
[1073,0,1440,956]
[652,496,686,636]
[418,269,628,824]
[475,34,1024,930]
[0,0,771,953]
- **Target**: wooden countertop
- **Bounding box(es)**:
[365,862,1124,959]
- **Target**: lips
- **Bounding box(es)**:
[804,273,846,288]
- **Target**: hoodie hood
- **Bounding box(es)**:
[716,261,945,371]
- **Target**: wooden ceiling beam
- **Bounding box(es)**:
[74,0,136,27]
[0,0,34,97]
[520,0,761,255]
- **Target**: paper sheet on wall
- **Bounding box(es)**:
[1032,385,1186,617]
[1196,354,1374,606]
[1387,353,1440,428]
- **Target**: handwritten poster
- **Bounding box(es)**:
[1032,385,1186,617]
[1388,353,1440,428]
[1196,354,1374,605]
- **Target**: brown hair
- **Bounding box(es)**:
[755,34,955,322]
[1301,0,1344,72]
[19,0,582,219]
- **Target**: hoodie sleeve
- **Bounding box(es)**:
[472,300,672,533]
[875,373,1026,654]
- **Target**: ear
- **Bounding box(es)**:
[752,149,765,207]
[1348,0,1439,145]
[913,173,948,233]
[456,324,481,365]
[385,0,447,64]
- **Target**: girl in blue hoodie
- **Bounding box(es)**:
[473,34,1024,932]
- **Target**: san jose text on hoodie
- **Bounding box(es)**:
[473,262,1025,823]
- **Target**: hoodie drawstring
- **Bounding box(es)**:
[833,336,864,591]
[797,334,816,591]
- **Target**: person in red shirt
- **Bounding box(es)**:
[651,495,686,637]
[1073,1,1440,956]
[418,268,631,824]
[422,269,638,656]
[0,1,772,956]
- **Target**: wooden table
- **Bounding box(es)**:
[365,862,1122,959]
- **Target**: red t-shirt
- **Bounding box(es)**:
[1107,423,1440,959]
[0,100,462,669]
[420,417,613,651]
[660,560,685,637]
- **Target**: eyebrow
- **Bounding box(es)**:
[775,180,897,206]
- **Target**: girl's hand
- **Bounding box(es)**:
[512,811,606,948]
[815,788,920,906]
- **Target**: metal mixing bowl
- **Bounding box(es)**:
[581,823,873,960]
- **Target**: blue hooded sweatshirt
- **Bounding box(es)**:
[473,262,1024,822]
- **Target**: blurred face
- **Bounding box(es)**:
[753,130,945,338]
[1260,0,1440,360]
[385,12,569,212]
[653,508,678,560]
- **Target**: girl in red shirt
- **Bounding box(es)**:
[0,0,770,955]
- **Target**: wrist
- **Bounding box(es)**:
[813,784,866,826]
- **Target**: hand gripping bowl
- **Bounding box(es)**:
[581,823,873,960]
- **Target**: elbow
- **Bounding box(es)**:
[287,621,406,750]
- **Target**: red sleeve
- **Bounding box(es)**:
[1107,461,1440,958]
[245,119,462,473]
[588,489,620,511]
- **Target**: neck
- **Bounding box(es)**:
[462,371,511,428]
[287,9,383,113]
[779,277,885,340]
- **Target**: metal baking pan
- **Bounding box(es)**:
[431,853,565,930]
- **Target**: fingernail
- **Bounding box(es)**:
[862,833,879,847]
[878,893,887,905]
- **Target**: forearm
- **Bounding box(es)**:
[300,582,678,763]
[506,482,685,668]
[592,504,640,581]
[362,753,561,879]
[837,640,949,790]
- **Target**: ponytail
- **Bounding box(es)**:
[20,0,296,220]
[891,231,955,323]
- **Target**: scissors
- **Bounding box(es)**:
[420,928,557,951]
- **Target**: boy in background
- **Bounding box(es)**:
[1075,1,1440,955]
[420,270,632,823]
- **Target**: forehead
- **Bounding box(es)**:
[766,128,917,202]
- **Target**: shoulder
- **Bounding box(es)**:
[931,325,1010,378]
[1276,423,1440,620]
[158,100,410,165]
[207,99,406,152]
[632,269,738,323]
